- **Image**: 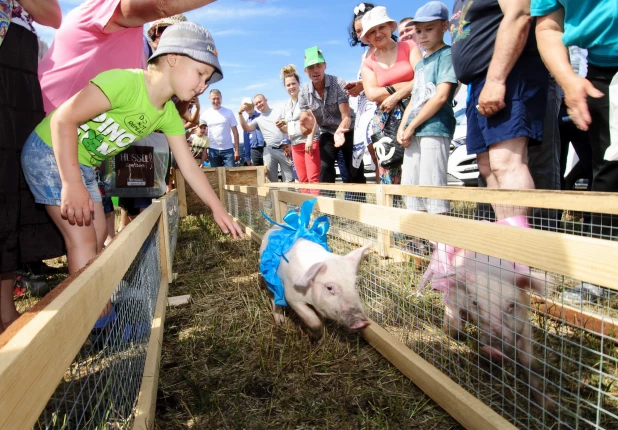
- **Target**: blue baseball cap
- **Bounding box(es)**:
[411,1,449,23]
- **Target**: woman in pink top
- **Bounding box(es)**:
[38,0,217,114]
[360,6,422,184]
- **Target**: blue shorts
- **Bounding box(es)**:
[465,55,549,155]
[21,131,103,206]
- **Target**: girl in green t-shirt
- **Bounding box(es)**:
[21,22,242,324]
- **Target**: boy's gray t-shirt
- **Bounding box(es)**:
[409,45,458,138]
[249,109,286,147]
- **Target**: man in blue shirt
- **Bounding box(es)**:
[240,97,264,166]
[534,0,618,239]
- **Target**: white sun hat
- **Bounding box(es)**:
[360,6,397,45]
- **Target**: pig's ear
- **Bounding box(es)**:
[344,244,371,269]
[515,272,548,295]
[295,262,327,288]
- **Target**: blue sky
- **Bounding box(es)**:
[35,0,439,114]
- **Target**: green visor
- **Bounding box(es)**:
[304,46,325,68]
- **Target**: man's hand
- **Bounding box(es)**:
[334,128,348,148]
[234,149,240,162]
[477,80,507,117]
[246,160,253,166]
[563,75,604,131]
[300,111,316,136]
[238,104,247,115]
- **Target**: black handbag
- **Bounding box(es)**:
[369,102,406,169]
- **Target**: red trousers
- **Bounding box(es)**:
[292,139,321,195]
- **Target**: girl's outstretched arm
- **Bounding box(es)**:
[167,135,244,238]
[50,84,112,226]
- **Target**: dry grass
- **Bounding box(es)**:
[155,214,460,430]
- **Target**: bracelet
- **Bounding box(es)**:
[386,85,396,95]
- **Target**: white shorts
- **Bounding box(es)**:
[401,135,450,214]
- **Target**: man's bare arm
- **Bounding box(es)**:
[478,0,532,117]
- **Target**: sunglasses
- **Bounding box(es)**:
[150,26,167,41]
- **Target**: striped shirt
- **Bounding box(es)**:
[298,74,354,135]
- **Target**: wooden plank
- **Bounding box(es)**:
[155,192,173,284]
[176,169,187,218]
[132,274,169,430]
[225,185,271,197]
[217,167,226,207]
[277,191,618,291]
[0,203,162,430]
[271,190,283,223]
[383,185,618,215]
[226,169,261,187]
[256,166,265,186]
[361,322,517,430]
[265,182,378,193]
[531,295,618,340]
[375,186,393,257]
[167,295,191,307]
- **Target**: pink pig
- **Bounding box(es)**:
[260,226,371,341]
[421,243,554,409]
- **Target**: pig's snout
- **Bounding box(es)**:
[349,319,370,332]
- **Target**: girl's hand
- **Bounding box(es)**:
[61,182,94,226]
[397,125,406,145]
[400,126,415,148]
[212,207,244,239]
[305,140,313,154]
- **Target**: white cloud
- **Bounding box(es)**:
[264,50,291,56]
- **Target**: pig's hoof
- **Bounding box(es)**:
[273,312,286,325]
[307,326,324,343]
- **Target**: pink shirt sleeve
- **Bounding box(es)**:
[38,0,144,113]
[91,0,122,32]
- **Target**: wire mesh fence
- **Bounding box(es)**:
[166,191,180,261]
[226,185,618,430]
[33,226,161,430]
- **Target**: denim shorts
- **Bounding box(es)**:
[21,131,102,206]
[465,55,549,155]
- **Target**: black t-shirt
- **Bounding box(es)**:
[450,0,539,84]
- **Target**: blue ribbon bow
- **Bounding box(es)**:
[260,199,330,306]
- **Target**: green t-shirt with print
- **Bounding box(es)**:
[35,69,185,167]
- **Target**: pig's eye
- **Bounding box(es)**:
[506,302,516,314]
[326,285,334,293]
[471,299,478,308]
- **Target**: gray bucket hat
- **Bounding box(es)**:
[149,22,223,85]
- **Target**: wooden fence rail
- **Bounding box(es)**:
[0,191,177,430]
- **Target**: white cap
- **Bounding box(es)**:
[242,97,253,105]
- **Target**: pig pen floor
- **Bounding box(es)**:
[155,214,460,429]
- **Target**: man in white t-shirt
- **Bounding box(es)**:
[238,94,293,182]
[200,89,240,167]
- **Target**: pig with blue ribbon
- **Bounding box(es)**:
[259,199,370,341]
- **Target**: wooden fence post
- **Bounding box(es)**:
[256,166,265,186]
[176,169,187,218]
[376,185,393,257]
[156,194,173,284]
[218,167,227,206]
[271,190,285,223]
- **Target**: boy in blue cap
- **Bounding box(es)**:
[397,1,457,214]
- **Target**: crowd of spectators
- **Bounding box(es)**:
[1,0,616,330]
